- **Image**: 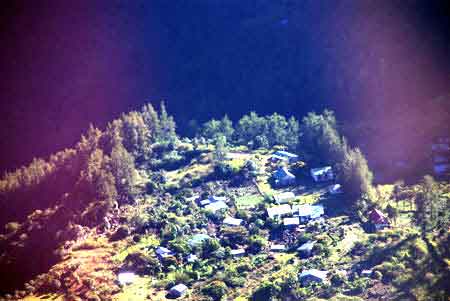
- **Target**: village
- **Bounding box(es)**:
[112,147,392,300]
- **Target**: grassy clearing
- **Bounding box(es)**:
[113,234,159,262]
[235,194,265,209]
[113,276,154,301]
[165,161,213,186]
[329,223,367,263]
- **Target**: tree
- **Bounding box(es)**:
[337,147,373,203]
[248,235,268,254]
[386,204,398,226]
[300,110,345,164]
[158,101,177,144]
[414,175,445,233]
[141,103,160,142]
[201,280,228,301]
[219,115,234,141]
[254,135,269,149]
[110,141,136,203]
[214,136,227,163]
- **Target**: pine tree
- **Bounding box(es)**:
[111,141,136,203]
[158,101,177,144]
[141,103,160,142]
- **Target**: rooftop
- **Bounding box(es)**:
[299,269,328,280]
[267,204,292,219]
[283,217,300,226]
[223,216,243,226]
[310,166,333,176]
[204,200,228,212]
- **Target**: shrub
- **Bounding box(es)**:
[122,251,161,275]
[372,270,383,280]
[4,222,20,233]
[72,239,107,251]
[110,225,130,241]
[201,280,228,301]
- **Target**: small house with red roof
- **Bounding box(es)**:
[369,209,389,231]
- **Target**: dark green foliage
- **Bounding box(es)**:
[338,147,373,202]
[201,280,228,301]
[110,225,130,241]
[414,175,448,233]
[300,110,346,164]
[248,235,267,254]
[122,251,161,275]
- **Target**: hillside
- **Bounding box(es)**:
[0,104,448,301]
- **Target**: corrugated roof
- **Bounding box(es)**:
[267,204,292,219]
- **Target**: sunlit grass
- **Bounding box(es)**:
[113,234,159,262]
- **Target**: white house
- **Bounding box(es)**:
[274,191,295,204]
[271,150,299,163]
[270,244,286,252]
[295,204,325,222]
[267,204,292,219]
[169,283,188,298]
[299,269,328,286]
[310,166,334,182]
[199,195,228,207]
[204,200,228,212]
[186,254,198,263]
[223,216,243,226]
[328,184,343,194]
[156,246,174,259]
[230,249,246,257]
[117,272,136,286]
[283,217,300,227]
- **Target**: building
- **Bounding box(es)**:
[310,166,334,182]
[267,204,292,219]
[273,167,296,187]
[223,216,243,226]
[199,195,228,207]
[188,234,210,247]
[328,184,343,194]
[169,283,188,298]
[230,249,246,257]
[204,200,228,212]
[155,246,174,259]
[294,204,325,222]
[271,150,299,163]
[283,217,300,228]
[299,269,328,286]
[361,269,373,277]
[297,241,316,258]
[117,272,136,285]
[369,209,389,231]
[270,244,286,252]
[186,254,198,263]
[274,191,295,204]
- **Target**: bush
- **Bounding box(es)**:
[72,238,107,251]
[201,280,228,301]
[122,251,161,275]
[4,222,20,233]
[372,270,382,280]
[110,225,130,241]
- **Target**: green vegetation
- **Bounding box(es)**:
[0,103,448,301]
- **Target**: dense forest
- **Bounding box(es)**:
[1,1,450,177]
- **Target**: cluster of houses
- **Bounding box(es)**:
[116,150,392,297]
